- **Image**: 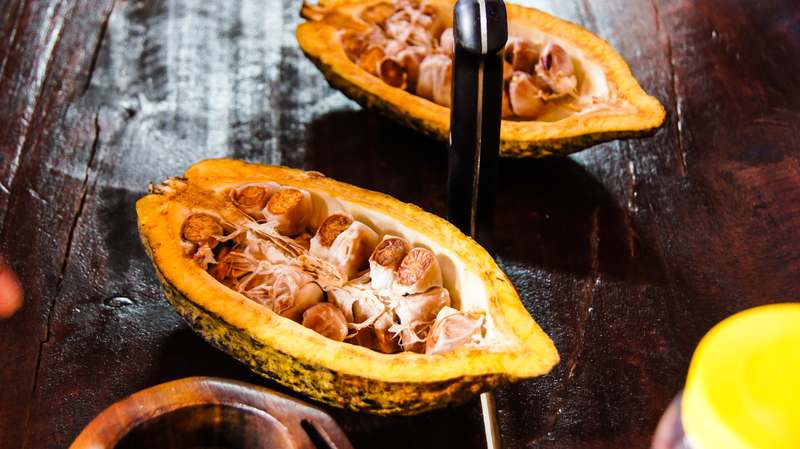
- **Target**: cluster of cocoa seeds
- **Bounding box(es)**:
[180,182,487,355]
[341,0,579,119]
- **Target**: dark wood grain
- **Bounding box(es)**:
[0,2,115,448]
[1,0,798,448]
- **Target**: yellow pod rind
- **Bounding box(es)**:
[296,0,666,157]
[136,159,559,414]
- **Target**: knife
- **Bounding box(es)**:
[446,0,508,448]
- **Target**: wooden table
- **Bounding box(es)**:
[1,0,798,448]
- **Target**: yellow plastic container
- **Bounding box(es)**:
[652,303,800,449]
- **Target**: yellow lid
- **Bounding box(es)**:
[682,303,800,449]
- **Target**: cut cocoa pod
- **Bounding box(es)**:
[137,159,558,415]
[296,0,665,157]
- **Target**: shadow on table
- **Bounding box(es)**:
[304,109,449,217]
[306,109,667,286]
[147,327,266,385]
[494,155,667,285]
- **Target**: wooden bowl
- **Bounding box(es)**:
[69,377,354,449]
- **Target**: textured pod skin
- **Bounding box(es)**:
[136,159,558,415]
[297,0,666,157]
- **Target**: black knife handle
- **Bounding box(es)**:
[447,0,507,252]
